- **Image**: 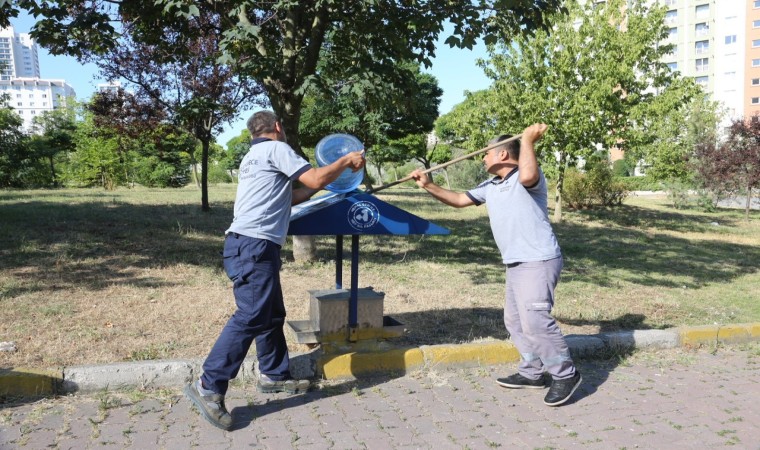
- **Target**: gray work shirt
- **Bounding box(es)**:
[226,139,311,246]
[466,168,561,265]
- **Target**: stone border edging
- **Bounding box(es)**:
[2,323,759,396]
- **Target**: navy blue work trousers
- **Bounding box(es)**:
[201,234,291,395]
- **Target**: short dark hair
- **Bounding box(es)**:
[488,134,520,160]
[247,111,278,137]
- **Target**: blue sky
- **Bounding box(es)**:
[10,13,491,146]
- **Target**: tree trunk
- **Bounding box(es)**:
[746,185,752,221]
[553,154,567,223]
[201,138,210,211]
[270,91,318,261]
[442,167,451,190]
[193,163,200,188]
[47,155,57,186]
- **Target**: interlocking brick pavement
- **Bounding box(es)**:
[2,345,759,449]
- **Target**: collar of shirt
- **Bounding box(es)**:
[488,167,519,185]
[251,137,273,145]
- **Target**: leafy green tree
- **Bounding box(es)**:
[299,64,443,186]
[20,0,564,153]
[0,105,31,188]
[21,3,265,209]
[131,124,195,188]
[624,79,711,183]
[439,0,695,221]
[17,0,564,259]
[65,112,127,189]
[28,104,78,186]
[434,89,498,151]
[222,129,251,180]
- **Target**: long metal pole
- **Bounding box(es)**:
[366,134,523,194]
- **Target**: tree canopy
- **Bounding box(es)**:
[435,0,699,220]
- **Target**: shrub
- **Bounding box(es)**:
[206,162,233,184]
[664,180,690,209]
[612,159,631,177]
[695,189,717,212]
[562,168,592,208]
[615,175,663,192]
[563,165,628,209]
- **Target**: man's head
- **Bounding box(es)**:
[483,134,520,173]
[247,110,286,141]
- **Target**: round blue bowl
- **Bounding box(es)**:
[315,133,365,193]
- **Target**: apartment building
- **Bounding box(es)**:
[660,0,760,123]
[0,25,75,131]
[0,25,40,79]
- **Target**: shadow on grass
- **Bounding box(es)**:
[556,312,673,333]
[2,194,759,320]
[0,200,234,297]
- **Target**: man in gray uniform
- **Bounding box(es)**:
[409,123,581,407]
[185,110,366,430]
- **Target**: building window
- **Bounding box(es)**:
[752,97,760,104]
[42,94,47,98]
[725,35,737,44]
[753,78,760,86]
[755,0,760,8]
[695,76,708,86]
[695,58,708,72]
[668,27,678,39]
[695,40,709,54]
[695,4,709,18]
[667,62,678,71]
[754,20,760,28]
[695,23,709,36]
[17,102,22,106]
[665,0,676,5]
[665,10,677,24]
[753,59,760,67]
[754,39,760,48]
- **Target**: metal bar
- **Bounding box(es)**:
[349,234,359,329]
[336,235,343,289]
[367,134,524,194]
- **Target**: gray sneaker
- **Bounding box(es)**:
[256,374,310,394]
[184,380,233,431]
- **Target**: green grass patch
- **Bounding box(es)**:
[0,185,758,368]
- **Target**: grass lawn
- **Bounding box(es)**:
[1,185,759,369]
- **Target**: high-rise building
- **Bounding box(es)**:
[0,25,40,79]
[0,25,75,131]
[659,0,744,124]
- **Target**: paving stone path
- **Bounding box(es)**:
[2,345,759,449]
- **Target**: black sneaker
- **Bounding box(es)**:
[256,375,310,394]
[184,380,233,431]
[544,371,582,406]
[496,373,547,389]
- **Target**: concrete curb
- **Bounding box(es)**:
[2,322,759,396]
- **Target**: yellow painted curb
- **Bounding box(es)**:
[0,368,61,397]
[318,347,424,379]
[679,325,719,347]
[749,323,760,338]
[718,324,751,342]
[423,342,520,368]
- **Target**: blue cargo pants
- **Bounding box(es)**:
[201,234,291,395]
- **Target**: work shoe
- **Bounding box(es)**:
[496,373,547,389]
[543,371,582,406]
[184,380,233,431]
[256,374,310,394]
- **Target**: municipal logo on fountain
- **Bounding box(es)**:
[347,201,380,231]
